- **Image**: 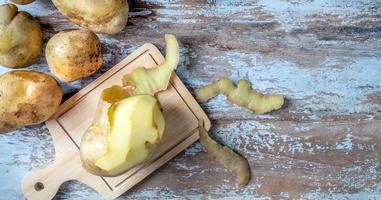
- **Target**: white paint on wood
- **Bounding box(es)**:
[0,0,380,199]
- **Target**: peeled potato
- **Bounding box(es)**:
[80,34,180,176]
[80,94,165,176]
[0,70,62,133]
[0,4,42,68]
[9,0,35,5]
[46,29,103,82]
[52,0,129,34]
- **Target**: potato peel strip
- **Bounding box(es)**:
[195,77,284,114]
[122,34,180,96]
[198,120,251,186]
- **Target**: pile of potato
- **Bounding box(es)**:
[0,1,129,133]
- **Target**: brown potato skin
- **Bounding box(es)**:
[52,0,129,34]
[0,70,63,133]
[9,0,35,5]
[0,4,42,68]
[46,29,103,82]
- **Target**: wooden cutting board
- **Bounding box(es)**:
[21,43,211,200]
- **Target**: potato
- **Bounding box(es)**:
[52,0,129,34]
[80,94,165,176]
[0,4,42,68]
[9,0,35,5]
[46,29,103,82]
[80,34,179,176]
[0,70,62,133]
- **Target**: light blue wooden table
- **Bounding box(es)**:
[0,0,380,199]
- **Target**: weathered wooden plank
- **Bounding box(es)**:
[2,119,379,199]
[0,0,380,199]
[2,0,380,119]
[120,119,381,199]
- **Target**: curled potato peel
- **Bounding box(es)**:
[198,120,251,186]
[122,34,180,96]
[196,77,284,114]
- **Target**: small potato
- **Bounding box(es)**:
[0,70,63,133]
[0,4,42,68]
[9,0,35,5]
[52,0,129,34]
[46,29,103,82]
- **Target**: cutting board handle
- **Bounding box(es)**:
[22,163,66,200]
[22,150,80,200]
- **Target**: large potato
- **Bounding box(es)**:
[52,0,129,34]
[0,70,62,133]
[9,0,35,5]
[80,93,165,176]
[46,29,103,82]
[0,4,42,68]
[80,35,179,176]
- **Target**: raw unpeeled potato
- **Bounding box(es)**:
[0,4,42,68]
[0,70,62,133]
[46,29,103,82]
[9,0,35,5]
[52,0,129,34]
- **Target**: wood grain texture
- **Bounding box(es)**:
[0,0,380,199]
[21,44,210,200]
